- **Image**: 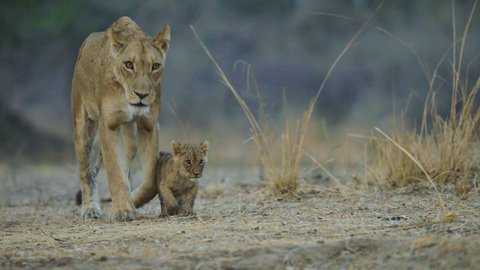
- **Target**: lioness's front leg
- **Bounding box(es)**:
[73,106,102,219]
[132,121,159,208]
[121,122,137,183]
[99,122,135,221]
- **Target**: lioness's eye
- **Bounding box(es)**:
[124,61,134,70]
[152,63,161,70]
[199,159,204,165]
[185,160,192,166]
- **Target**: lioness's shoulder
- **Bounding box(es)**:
[79,32,105,53]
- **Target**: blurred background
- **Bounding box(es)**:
[1,0,479,170]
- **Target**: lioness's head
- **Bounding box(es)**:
[172,140,209,179]
[107,16,170,108]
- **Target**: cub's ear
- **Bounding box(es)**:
[199,140,209,154]
[107,17,134,52]
[172,140,183,156]
[154,25,170,53]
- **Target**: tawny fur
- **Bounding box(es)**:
[71,16,170,221]
[133,140,209,217]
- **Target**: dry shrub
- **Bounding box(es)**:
[366,1,480,195]
[191,7,378,195]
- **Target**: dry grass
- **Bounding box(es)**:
[191,6,381,196]
[168,103,192,142]
[366,1,480,195]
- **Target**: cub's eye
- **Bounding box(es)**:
[199,159,205,165]
[124,61,134,70]
[152,63,161,70]
[184,160,192,166]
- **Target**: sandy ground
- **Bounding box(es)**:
[1,165,480,269]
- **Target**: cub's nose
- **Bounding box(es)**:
[134,91,149,99]
[193,172,201,177]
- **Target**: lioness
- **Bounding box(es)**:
[71,16,170,220]
[133,140,209,217]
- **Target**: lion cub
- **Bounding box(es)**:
[133,140,209,217]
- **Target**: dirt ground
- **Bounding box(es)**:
[1,165,480,269]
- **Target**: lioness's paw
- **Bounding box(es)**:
[166,206,179,216]
[81,207,102,219]
[179,209,194,216]
[113,210,135,221]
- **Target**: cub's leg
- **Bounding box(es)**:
[133,121,159,208]
[99,122,135,221]
[158,184,178,217]
[73,107,102,219]
[179,185,198,216]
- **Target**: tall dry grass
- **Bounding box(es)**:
[366,1,480,196]
[192,6,381,195]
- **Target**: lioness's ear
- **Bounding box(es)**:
[199,140,209,155]
[172,140,183,156]
[154,25,170,53]
[107,17,133,52]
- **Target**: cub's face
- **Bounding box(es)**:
[172,140,209,179]
[107,17,170,108]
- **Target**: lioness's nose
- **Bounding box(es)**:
[134,91,149,99]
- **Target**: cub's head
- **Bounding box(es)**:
[107,16,170,108]
[172,140,209,179]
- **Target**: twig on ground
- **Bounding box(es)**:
[39,228,66,242]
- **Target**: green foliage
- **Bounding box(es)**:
[0,0,83,48]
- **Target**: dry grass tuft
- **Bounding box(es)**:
[191,27,304,195]
[200,183,225,199]
[441,212,460,223]
[191,6,379,195]
[366,1,480,196]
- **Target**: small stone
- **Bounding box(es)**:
[13,260,25,267]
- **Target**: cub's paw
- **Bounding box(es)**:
[81,206,102,219]
[113,210,136,221]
